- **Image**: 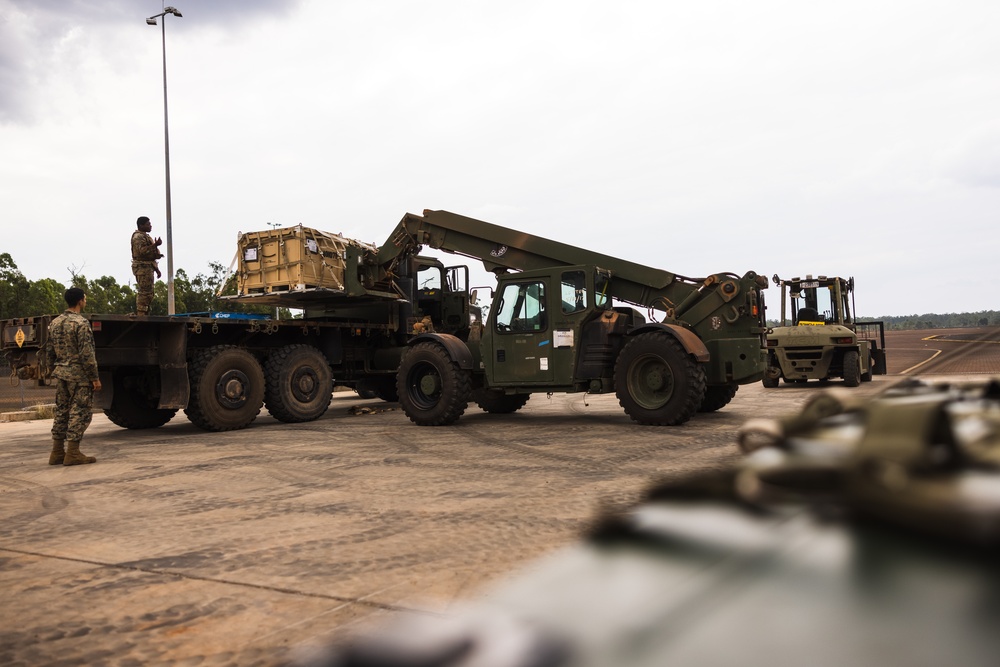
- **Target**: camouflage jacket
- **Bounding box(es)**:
[44,311,99,383]
[131,230,162,266]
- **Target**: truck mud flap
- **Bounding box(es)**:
[158,322,189,409]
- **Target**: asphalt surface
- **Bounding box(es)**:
[2,327,998,666]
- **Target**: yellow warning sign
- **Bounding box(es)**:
[14,328,25,348]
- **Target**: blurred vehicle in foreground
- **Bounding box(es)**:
[297,375,1000,667]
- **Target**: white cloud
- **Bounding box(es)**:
[1,0,999,315]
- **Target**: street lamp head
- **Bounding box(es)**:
[165,7,183,17]
[145,17,157,25]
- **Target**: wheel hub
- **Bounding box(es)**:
[644,367,667,392]
[629,355,674,409]
[291,367,318,402]
[419,374,441,396]
[216,370,250,409]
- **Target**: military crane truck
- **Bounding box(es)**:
[1,229,477,432]
[376,210,770,426]
[762,274,886,388]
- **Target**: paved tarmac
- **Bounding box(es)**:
[2,327,997,666]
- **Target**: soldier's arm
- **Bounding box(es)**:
[40,321,59,378]
[133,236,163,261]
[76,323,100,382]
[43,329,57,370]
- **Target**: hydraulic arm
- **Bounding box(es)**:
[375,210,768,323]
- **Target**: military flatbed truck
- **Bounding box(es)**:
[375,210,770,426]
[762,274,886,387]
[1,246,476,432]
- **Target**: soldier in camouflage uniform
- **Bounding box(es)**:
[132,216,163,315]
[44,288,102,466]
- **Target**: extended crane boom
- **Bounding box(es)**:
[378,210,676,288]
[377,209,768,321]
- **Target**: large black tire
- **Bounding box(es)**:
[185,345,265,431]
[263,345,333,423]
[843,349,861,387]
[396,342,471,426]
[762,374,780,388]
[473,389,530,414]
[698,383,738,413]
[614,332,706,426]
[861,346,874,382]
[104,369,178,429]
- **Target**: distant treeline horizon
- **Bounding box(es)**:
[767,311,1000,331]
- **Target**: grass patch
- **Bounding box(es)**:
[31,403,56,419]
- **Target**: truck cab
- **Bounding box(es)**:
[478,265,648,392]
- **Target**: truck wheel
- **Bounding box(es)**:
[614,332,706,426]
[762,374,779,388]
[397,342,471,426]
[698,383,738,412]
[104,369,178,429]
[861,346,874,382]
[264,345,333,423]
[473,389,530,414]
[843,350,861,387]
[185,345,265,431]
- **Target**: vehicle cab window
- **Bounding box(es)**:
[417,265,442,291]
[495,281,547,332]
[561,271,587,314]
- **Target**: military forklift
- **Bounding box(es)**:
[375,210,770,426]
[762,274,886,388]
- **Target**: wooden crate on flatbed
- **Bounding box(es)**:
[236,225,369,295]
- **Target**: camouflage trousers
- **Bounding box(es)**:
[52,379,94,442]
[133,264,154,314]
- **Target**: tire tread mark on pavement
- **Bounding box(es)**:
[0,545,433,615]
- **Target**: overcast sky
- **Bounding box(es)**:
[2,0,998,317]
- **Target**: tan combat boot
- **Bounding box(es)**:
[49,438,65,465]
[63,441,96,466]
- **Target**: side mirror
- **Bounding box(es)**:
[772,274,781,285]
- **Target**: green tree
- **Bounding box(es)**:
[26,278,67,316]
[86,275,134,314]
[0,253,30,319]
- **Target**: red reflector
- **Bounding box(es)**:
[752,305,758,316]
[92,322,102,332]
[767,339,777,347]
[833,336,853,344]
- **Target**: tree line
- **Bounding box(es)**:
[864,312,1000,330]
[2,251,997,329]
[761,310,1000,331]
[0,252,276,319]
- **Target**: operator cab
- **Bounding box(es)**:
[784,276,851,326]
[414,261,473,336]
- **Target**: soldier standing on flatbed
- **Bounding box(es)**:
[132,215,163,315]
[44,288,102,466]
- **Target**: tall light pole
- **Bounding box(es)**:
[146,6,183,315]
